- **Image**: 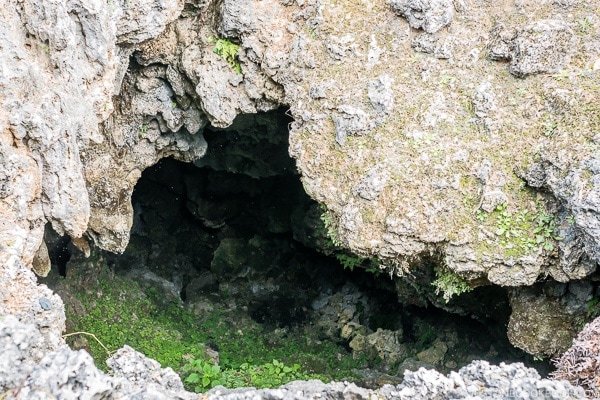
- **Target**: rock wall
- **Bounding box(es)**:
[1,0,600,387]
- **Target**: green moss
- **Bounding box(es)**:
[474,200,560,258]
[64,268,369,391]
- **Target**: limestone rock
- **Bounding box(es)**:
[552,316,600,398]
[0,307,588,400]
[2,0,600,382]
[107,345,186,393]
[510,20,577,78]
[388,0,454,33]
[508,288,580,357]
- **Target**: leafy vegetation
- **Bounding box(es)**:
[64,266,366,392]
[431,266,473,303]
[319,207,343,248]
[318,206,383,276]
[210,37,242,74]
[477,202,560,257]
[182,358,319,392]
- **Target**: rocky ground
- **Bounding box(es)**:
[0,314,588,399]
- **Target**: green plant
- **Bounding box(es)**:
[431,266,472,303]
[482,202,560,255]
[183,358,224,391]
[364,258,383,275]
[64,262,367,388]
[532,210,560,251]
[335,253,363,271]
[182,358,317,393]
[578,17,593,34]
[139,124,148,138]
[210,37,242,74]
[240,359,305,388]
[320,207,342,247]
[542,119,557,137]
[586,297,600,320]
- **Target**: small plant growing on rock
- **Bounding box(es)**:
[209,37,242,74]
[182,358,314,393]
[432,266,473,303]
[319,207,343,248]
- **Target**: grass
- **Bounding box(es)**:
[64,266,369,391]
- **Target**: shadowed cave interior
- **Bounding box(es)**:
[42,108,549,388]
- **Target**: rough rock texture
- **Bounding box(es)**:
[507,288,581,358]
[0,314,587,399]
[0,0,182,352]
[0,315,196,399]
[552,316,600,398]
[2,0,600,387]
[203,361,586,400]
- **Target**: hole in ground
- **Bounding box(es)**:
[43,109,549,390]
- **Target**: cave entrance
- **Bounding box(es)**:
[44,108,546,389]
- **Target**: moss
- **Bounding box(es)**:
[64,267,370,387]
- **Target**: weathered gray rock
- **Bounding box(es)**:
[107,345,187,393]
[507,288,581,357]
[201,361,586,400]
[509,19,577,77]
[0,316,197,399]
[388,0,454,33]
[117,0,184,44]
[0,306,588,400]
[333,106,376,146]
[0,315,48,391]
[552,316,600,398]
[218,0,257,37]
[387,361,586,399]
[2,0,600,380]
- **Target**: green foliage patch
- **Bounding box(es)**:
[477,201,560,257]
[183,358,316,393]
[210,37,242,74]
[431,266,473,303]
[65,268,367,392]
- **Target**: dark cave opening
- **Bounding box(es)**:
[42,108,550,385]
[45,231,72,277]
[110,109,542,372]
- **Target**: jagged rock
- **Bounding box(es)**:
[388,0,454,33]
[385,361,587,399]
[509,20,577,78]
[0,305,589,399]
[202,361,586,400]
[2,0,600,388]
[117,0,184,45]
[552,316,600,398]
[507,288,581,357]
[107,345,187,393]
[333,105,376,146]
[0,315,198,399]
[416,339,448,366]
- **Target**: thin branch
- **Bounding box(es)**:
[62,331,113,356]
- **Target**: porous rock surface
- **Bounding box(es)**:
[1,0,600,392]
[0,315,587,399]
[552,316,600,398]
